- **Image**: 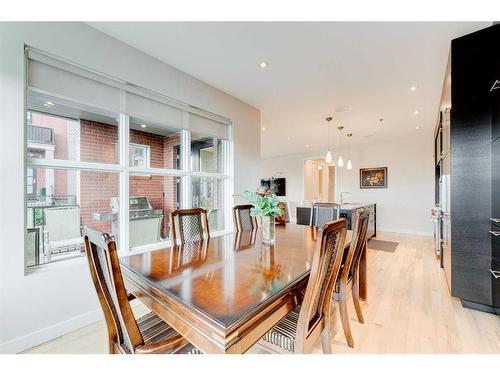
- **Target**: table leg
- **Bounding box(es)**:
[359,244,367,301]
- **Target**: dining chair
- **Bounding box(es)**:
[332,207,370,348]
[310,203,341,229]
[233,204,258,231]
[170,208,210,244]
[258,219,348,354]
[83,226,201,354]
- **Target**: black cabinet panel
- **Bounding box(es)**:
[492,258,500,307]
[450,24,500,311]
[493,139,500,220]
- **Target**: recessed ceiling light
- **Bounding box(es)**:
[259,61,269,69]
[415,126,421,130]
[305,144,310,148]
[335,105,350,113]
[140,124,147,128]
[261,126,266,131]
[410,85,418,91]
[43,101,54,107]
[413,110,419,115]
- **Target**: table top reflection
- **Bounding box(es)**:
[121,225,351,330]
[120,224,352,353]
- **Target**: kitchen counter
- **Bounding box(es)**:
[296,203,377,238]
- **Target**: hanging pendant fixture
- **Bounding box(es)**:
[325,117,333,164]
[346,133,353,170]
[337,126,344,167]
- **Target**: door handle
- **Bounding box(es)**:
[490,269,500,279]
[490,218,500,223]
[489,231,500,236]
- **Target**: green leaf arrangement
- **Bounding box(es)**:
[238,189,283,218]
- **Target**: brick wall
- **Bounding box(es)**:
[79,120,179,237]
[27,115,180,240]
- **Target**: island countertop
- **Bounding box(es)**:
[296,203,376,238]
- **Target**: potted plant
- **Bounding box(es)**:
[239,189,283,244]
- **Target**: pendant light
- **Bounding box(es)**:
[346,133,353,170]
[325,117,333,164]
[337,126,344,167]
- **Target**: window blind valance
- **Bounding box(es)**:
[26,48,231,140]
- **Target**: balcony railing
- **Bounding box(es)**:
[27,125,54,144]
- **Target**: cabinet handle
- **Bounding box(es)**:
[489,231,500,236]
[490,269,500,279]
[490,218,500,223]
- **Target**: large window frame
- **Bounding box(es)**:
[24,48,234,271]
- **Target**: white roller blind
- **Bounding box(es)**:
[26,48,231,138]
[124,92,184,129]
[188,113,230,140]
[28,59,122,114]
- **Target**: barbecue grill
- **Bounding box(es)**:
[94,196,163,247]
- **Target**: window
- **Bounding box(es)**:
[129,144,150,168]
[190,134,225,174]
[25,49,232,269]
[191,177,226,232]
[26,167,119,266]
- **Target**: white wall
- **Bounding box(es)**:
[0,22,260,353]
[261,135,434,236]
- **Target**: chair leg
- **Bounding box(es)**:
[352,269,365,324]
[339,283,355,348]
[321,327,332,354]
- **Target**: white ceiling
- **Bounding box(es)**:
[88,22,490,158]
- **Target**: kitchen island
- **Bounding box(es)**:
[296,203,376,238]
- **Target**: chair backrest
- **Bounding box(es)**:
[170,208,210,244]
[233,204,258,231]
[45,206,81,241]
[341,208,370,283]
[295,219,347,353]
[83,226,144,354]
[310,203,340,228]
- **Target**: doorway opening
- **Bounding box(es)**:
[303,158,336,204]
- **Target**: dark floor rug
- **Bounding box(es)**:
[368,239,399,253]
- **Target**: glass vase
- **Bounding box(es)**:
[261,215,276,245]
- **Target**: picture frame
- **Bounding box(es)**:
[360,167,388,189]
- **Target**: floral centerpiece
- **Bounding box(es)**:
[238,189,283,244]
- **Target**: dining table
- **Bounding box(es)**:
[120,224,365,354]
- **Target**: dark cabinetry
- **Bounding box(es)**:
[450,24,500,314]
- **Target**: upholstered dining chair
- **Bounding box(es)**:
[233,204,258,231]
[332,207,370,348]
[310,203,341,229]
[83,226,201,354]
[258,219,348,354]
[170,208,210,244]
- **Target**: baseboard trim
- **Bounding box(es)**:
[375,229,433,237]
[0,308,103,354]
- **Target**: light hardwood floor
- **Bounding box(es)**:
[23,232,500,354]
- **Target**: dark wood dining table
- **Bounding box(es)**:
[120,224,365,354]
